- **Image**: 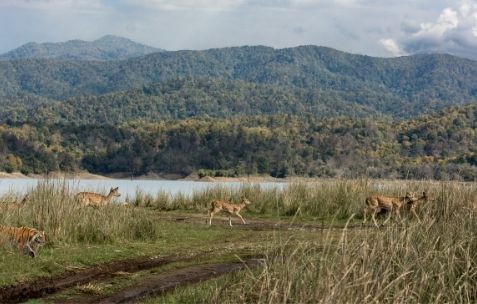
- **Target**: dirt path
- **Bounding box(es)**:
[0,214,366,303]
[0,253,204,304]
[161,214,368,231]
[81,258,264,304]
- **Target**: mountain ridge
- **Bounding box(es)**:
[0,35,162,61]
[1,44,477,119]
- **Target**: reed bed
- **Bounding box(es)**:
[202,215,477,303]
[0,181,157,245]
[133,179,477,220]
[158,180,477,303]
[1,179,476,245]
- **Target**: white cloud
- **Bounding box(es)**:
[417,7,459,37]
[379,38,407,56]
[385,0,477,59]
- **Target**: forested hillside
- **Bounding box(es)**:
[1,44,477,180]
[1,46,477,118]
[1,104,476,180]
[0,79,381,124]
[0,35,161,61]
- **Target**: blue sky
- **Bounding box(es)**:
[1,0,477,59]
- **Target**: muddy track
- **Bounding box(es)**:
[73,258,264,304]
[162,214,370,231]
[0,216,368,303]
[0,253,206,304]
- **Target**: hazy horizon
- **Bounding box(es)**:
[1,1,477,60]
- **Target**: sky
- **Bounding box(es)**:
[1,0,477,59]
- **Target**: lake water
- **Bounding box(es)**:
[0,178,286,199]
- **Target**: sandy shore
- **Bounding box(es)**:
[0,171,294,182]
[0,172,29,179]
[0,171,111,180]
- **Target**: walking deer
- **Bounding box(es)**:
[207,197,252,226]
[363,192,417,227]
[75,187,121,208]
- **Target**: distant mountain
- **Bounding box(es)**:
[0,35,162,61]
[1,45,477,119]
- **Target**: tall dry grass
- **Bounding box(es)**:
[134,179,477,220]
[0,181,157,245]
[201,181,477,303]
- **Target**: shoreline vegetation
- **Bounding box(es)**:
[2,109,477,182]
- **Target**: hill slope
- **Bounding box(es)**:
[1,104,476,180]
[1,46,477,119]
[0,35,161,61]
[0,79,383,125]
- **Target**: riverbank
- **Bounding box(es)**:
[0,170,287,182]
[0,171,110,180]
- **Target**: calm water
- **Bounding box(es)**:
[0,178,285,199]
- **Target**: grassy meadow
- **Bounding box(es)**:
[0,179,476,303]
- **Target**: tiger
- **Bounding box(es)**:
[0,226,46,258]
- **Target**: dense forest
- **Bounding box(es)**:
[1,46,477,118]
[1,42,477,180]
[0,79,382,125]
[1,104,476,180]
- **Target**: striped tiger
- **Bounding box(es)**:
[0,226,46,258]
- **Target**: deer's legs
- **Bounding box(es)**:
[363,207,369,224]
[395,207,401,222]
[383,207,393,225]
[410,205,421,223]
[235,212,246,224]
[371,209,379,228]
[208,208,217,226]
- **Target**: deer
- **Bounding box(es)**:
[405,191,430,222]
[0,194,30,209]
[363,192,418,227]
[207,197,252,227]
[75,187,121,208]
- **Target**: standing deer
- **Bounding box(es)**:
[363,192,417,227]
[207,197,252,226]
[75,187,121,208]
